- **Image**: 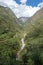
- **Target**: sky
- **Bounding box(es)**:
[0,0,43,18]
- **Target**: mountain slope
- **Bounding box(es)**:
[22,8,43,65]
[24,8,43,32]
[0,6,22,65]
[0,6,21,34]
[24,8,43,44]
[30,8,43,22]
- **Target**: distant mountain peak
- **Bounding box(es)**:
[19,17,29,23]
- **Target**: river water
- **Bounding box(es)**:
[16,33,26,60]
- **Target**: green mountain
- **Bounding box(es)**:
[0,6,22,65]
[0,6,21,34]
[21,8,43,65]
[25,8,43,43]
[18,17,29,25]
[24,8,43,48]
[24,8,43,32]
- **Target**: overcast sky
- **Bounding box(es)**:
[0,0,43,18]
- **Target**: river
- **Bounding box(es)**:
[16,33,26,60]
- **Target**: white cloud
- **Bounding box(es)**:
[12,4,40,18]
[0,1,7,7]
[38,2,43,8]
[0,0,43,18]
[0,0,19,8]
[20,0,27,4]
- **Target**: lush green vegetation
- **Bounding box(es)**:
[22,43,43,65]
[23,26,43,65]
[0,6,43,65]
[0,6,22,65]
[0,37,20,65]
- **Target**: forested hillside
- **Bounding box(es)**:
[0,6,22,65]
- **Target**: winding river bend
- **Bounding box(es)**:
[16,33,26,60]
